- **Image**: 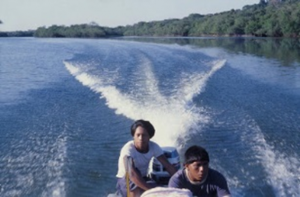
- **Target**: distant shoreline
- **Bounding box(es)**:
[2,1,300,38]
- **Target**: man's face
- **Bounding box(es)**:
[133,126,150,152]
[186,160,209,182]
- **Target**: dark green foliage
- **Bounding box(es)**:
[0,30,34,37]
[117,0,300,37]
[34,24,123,38]
[6,0,300,38]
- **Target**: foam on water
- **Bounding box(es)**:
[64,57,225,147]
[249,128,300,196]
[42,133,68,197]
[0,127,68,197]
[222,108,300,196]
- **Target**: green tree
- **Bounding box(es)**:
[33,0,300,38]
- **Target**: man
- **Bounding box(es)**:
[168,145,230,197]
[116,119,177,197]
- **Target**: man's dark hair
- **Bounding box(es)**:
[130,119,155,138]
[184,145,210,164]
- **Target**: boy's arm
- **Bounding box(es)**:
[156,154,177,176]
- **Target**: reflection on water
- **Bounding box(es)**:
[118,37,300,67]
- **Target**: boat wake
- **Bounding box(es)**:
[64,56,225,147]
[64,42,226,147]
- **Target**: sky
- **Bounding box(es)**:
[0,0,259,32]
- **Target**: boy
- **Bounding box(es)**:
[168,145,230,197]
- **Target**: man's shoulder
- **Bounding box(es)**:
[121,141,134,152]
[148,141,163,151]
[171,168,185,179]
[148,140,159,147]
[169,169,187,188]
[208,168,226,177]
[207,168,228,183]
[207,168,230,194]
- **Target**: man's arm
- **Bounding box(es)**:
[156,154,177,176]
[123,156,153,191]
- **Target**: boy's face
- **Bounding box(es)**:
[133,126,150,152]
[185,160,209,182]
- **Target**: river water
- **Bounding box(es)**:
[0,37,299,197]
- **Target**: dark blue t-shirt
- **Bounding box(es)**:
[168,168,230,197]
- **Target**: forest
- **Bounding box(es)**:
[1,0,300,38]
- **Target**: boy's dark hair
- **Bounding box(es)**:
[130,119,155,138]
[184,145,210,164]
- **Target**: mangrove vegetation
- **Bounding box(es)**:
[1,0,300,38]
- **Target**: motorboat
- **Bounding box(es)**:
[108,146,189,197]
[148,146,181,185]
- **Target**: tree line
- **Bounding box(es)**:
[0,31,35,37]
[119,0,300,37]
[34,23,123,38]
[2,0,300,38]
